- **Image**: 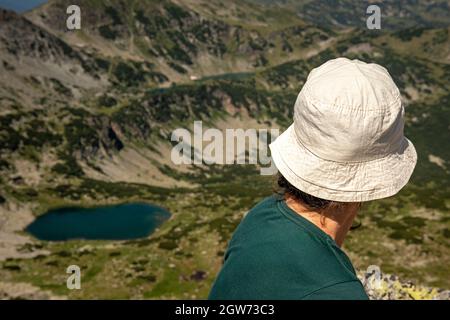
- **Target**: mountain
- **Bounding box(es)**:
[0,0,449,299]
[251,0,450,30]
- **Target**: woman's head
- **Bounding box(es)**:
[269,58,417,203]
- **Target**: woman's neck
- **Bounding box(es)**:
[285,196,359,247]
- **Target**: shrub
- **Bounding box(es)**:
[99,25,117,40]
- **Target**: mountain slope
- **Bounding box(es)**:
[0,0,448,299]
[25,0,337,82]
[251,0,450,29]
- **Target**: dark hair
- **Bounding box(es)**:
[276,173,344,211]
[276,173,362,229]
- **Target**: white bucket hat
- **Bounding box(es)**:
[269,57,417,202]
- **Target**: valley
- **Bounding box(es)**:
[0,0,449,299]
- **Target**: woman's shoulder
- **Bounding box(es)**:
[228,195,285,241]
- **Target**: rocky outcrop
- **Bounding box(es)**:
[358,268,450,300]
[0,281,65,300]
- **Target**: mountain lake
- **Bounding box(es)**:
[26,203,171,241]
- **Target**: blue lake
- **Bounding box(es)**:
[26,203,171,241]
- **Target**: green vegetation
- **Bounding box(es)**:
[98,25,117,40]
[51,152,84,178]
[49,78,72,97]
[0,0,448,300]
[111,60,168,87]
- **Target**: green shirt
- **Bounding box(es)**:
[209,195,369,300]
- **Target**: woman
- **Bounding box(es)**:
[209,58,417,300]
